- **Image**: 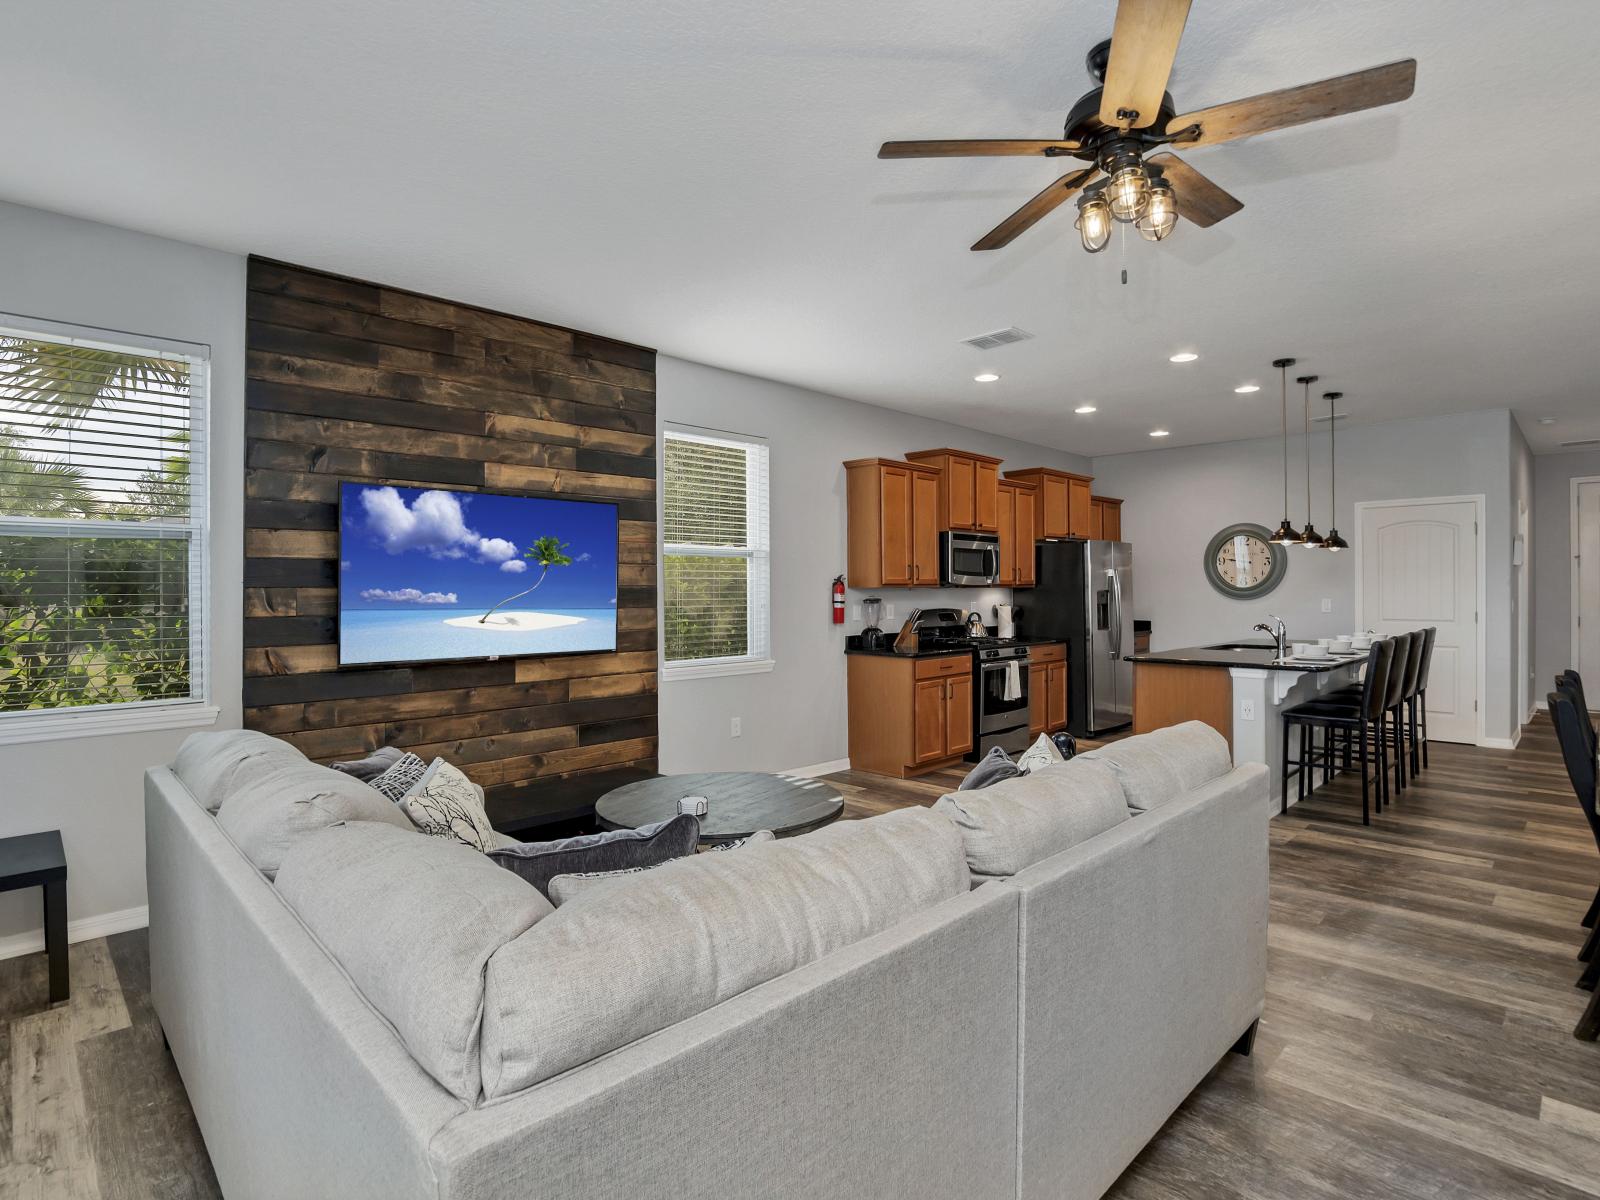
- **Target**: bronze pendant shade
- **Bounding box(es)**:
[1323,391,1348,551]
[1270,358,1299,545]
[1297,375,1323,548]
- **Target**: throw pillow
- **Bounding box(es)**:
[487,814,700,899]
[546,827,774,904]
[398,759,498,851]
[959,746,1022,791]
[1016,733,1066,775]
[330,745,405,782]
[705,829,777,851]
[370,752,430,802]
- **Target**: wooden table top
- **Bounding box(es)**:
[595,772,845,842]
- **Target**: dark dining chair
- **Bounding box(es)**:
[1381,633,1413,797]
[1555,672,1598,930]
[1548,689,1600,1007]
[1413,627,1438,772]
[1282,639,1395,825]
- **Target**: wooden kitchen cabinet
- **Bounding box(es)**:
[997,479,1037,587]
[1027,642,1068,734]
[1004,468,1096,539]
[845,458,941,588]
[906,449,1003,533]
[848,652,974,776]
[1091,495,1123,542]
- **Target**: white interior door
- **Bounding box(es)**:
[1358,499,1480,744]
[1578,481,1600,692]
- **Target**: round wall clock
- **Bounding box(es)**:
[1203,522,1287,599]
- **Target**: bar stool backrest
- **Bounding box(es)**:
[1361,638,1396,723]
[1402,629,1426,701]
[1418,627,1437,692]
[1382,635,1410,712]
[1548,691,1598,853]
[1557,671,1596,759]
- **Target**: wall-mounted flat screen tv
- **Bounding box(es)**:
[338,482,619,666]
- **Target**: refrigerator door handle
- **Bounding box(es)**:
[1108,569,1123,658]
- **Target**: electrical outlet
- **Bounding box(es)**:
[885,604,895,620]
[1240,699,1256,721]
[730,717,742,738]
[1320,598,1332,613]
[851,604,861,621]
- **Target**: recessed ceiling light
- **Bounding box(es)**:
[1074,404,1097,414]
[1234,384,1261,394]
[1150,429,1171,438]
[1538,417,1557,425]
[1168,352,1199,363]
[974,372,1000,383]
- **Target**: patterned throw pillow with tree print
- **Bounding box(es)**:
[398,759,498,852]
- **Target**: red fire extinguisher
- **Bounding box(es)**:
[832,576,846,625]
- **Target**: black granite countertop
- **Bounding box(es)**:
[844,645,973,660]
[1126,640,1363,674]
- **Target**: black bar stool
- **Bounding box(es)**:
[1412,627,1437,772]
[1549,686,1600,1011]
[1282,638,1395,825]
[1391,630,1425,791]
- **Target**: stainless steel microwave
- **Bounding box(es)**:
[940,531,1001,587]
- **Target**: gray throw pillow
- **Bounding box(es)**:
[329,745,405,782]
[959,746,1022,791]
[547,830,774,905]
[370,752,430,802]
[487,814,700,899]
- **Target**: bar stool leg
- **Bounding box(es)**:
[1280,717,1292,817]
[1409,696,1422,776]
[1580,922,1599,964]
[1420,690,1430,770]
[1579,985,1600,1041]
[1585,885,1600,930]
[1377,713,1389,813]
[1358,721,1370,825]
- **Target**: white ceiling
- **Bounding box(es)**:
[3,1,1598,454]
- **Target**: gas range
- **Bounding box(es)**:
[917,635,1030,661]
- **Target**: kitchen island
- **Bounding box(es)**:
[1127,641,1364,810]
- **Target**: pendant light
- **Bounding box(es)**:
[1323,392,1349,551]
[1297,374,1323,547]
[1269,358,1299,544]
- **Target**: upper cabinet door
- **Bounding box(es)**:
[946,455,976,530]
[880,465,913,586]
[974,461,999,532]
[911,469,941,586]
[1013,488,1036,585]
[1067,477,1093,539]
[996,484,1016,584]
[1088,498,1104,541]
[1098,498,1122,542]
[1041,476,1070,538]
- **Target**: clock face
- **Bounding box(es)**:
[1203,523,1287,599]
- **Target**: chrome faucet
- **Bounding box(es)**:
[1252,615,1288,660]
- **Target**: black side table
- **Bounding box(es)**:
[0,831,68,1004]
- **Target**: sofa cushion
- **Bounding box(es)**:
[216,754,412,877]
[932,758,1129,879]
[480,806,967,1097]
[275,820,553,1103]
[1079,721,1233,813]
[486,814,700,899]
[173,729,304,813]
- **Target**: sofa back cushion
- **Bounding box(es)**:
[275,820,554,1103]
[932,758,1129,879]
[173,729,305,813]
[479,806,967,1098]
[215,754,413,877]
[1079,721,1233,813]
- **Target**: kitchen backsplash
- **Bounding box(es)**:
[842,586,1015,635]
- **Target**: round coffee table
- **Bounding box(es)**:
[595,772,845,844]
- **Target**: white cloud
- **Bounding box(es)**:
[359,587,458,605]
[573,552,593,563]
[500,559,528,574]
[340,560,351,571]
[360,487,519,566]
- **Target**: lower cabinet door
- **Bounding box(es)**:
[944,674,974,756]
[1046,662,1068,730]
[1028,664,1048,734]
[913,678,949,764]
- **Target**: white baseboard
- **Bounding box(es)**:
[0,904,148,962]
[782,758,851,778]
[1479,733,1521,750]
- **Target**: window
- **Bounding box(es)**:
[0,315,213,743]
[661,425,771,678]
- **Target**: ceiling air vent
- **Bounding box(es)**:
[961,327,1034,351]
[1561,438,1600,449]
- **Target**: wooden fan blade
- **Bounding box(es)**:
[1098,0,1193,129]
[971,167,1099,251]
[878,139,1081,158]
[1165,59,1417,148]
[1146,152,1242,227]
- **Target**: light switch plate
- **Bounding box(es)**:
[730,717,742,738]
[1320,598,1332,613]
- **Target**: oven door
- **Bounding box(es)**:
[978,658,1030,734]
[943,533,1001,586]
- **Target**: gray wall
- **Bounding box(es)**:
[0,201,245,949]
[655,355,1091,772]
[1533,446,1600,699]
[1088,408,1522,743]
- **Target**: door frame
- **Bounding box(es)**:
[1570,476,1600,685]
[1353,494,1487,747]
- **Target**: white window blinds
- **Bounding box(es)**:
[662,426,770,673]
[0,318,209,727]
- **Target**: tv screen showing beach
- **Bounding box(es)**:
[338,483,619,666]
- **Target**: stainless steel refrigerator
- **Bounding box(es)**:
[1025,540,1134,736]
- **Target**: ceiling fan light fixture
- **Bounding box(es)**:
[1108,165,1150,223]
[1076,192,1112,252]
[1137,175,1177,241]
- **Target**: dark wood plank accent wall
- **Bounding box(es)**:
[242,258,659,832]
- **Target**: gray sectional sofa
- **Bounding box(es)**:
[146,721,1267,1200]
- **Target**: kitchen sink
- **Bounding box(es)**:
[1207,642,1275,651]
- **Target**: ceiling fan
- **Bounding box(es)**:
[878,0,1415,253]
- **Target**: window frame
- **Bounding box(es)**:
[0,313,218,745]
[660,423,773,681]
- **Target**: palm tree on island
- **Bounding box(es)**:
[479,536,573,623]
